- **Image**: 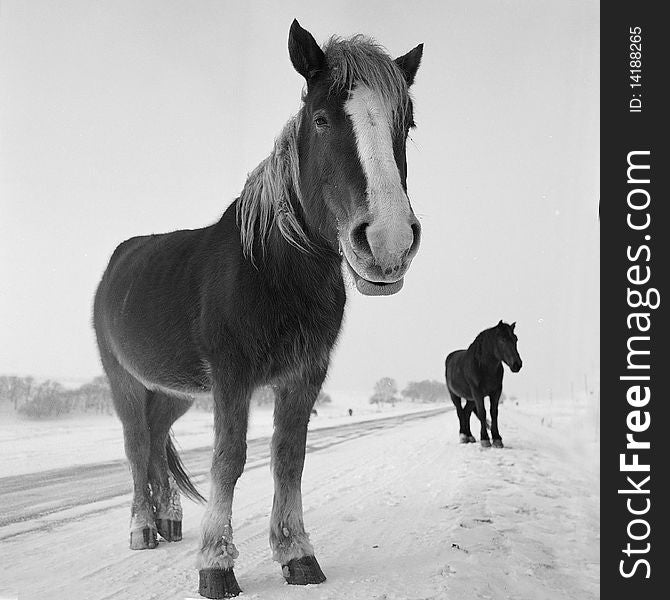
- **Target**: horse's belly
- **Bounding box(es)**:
[452,384,471,399]
[100,291,210,394]
[111,330,210,391]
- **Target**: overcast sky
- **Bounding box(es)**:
[0,0,599,400]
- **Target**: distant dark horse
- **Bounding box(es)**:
[94,20,423,599]
[445,321,522,448]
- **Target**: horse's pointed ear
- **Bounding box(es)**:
[395,43,423,86]
[288,19,325,82]
[498,319,503,326]
[511,322,516,331]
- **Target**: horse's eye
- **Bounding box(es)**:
[314,116,328,128]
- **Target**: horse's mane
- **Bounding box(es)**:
[468,328,497,365]
[236,116,309,262]
[237,36,410,262]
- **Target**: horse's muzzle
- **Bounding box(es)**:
[341,214,421,296]
[511,360,523,372]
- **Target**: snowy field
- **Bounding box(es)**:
[0,395,599,600]
[0,392,432,478]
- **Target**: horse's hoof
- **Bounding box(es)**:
[282,555,327,585]
[129,526,158,550]
[459,433,469,444]
[480,439,492,448]
[156,518,182,542]
[198,568,242,598]
[492,439,504,448]
[466,435,476,443]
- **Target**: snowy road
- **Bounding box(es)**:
[0,403,598,600]
[0,408,448,536]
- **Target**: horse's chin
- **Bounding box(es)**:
[355,276,404,296]
[343,257,404,296]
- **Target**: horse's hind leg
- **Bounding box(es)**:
[103,358,157,549]
[462,402,476,443]
[449,391,471,444]
[270,370,327,586]
[147,392,193,541]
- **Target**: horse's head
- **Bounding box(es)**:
[494,321,523,372]
[288,20,423,296]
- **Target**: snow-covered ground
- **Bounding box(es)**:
[0,395,599,600]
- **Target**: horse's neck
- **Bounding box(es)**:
[262,218,342,290]
[478,352,500,372]
[470,334,500,372]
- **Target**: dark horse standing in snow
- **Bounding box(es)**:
[445,321,522,448]
[94,20,423,599]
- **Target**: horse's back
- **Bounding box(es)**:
[101,226,208,286]
[445,349,465,367]
[97,228,205,320]
[445,350,466,373]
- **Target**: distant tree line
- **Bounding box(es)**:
[401,380,450,403]
[0,372,330,420]
[0,375,113,418]
[193,387,331,411]
[370,378,449,407]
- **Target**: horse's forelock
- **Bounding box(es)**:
[323,36,411,130]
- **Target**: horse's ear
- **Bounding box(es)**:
[511,322,516,331]
[498,319,503,326]
[395,43,423,86]
[288,19,325,82]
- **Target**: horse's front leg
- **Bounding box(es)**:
[198,372,251,599]
[270,371,327,585]
[489,387,504,448]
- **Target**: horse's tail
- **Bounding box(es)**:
[166,435,206,504]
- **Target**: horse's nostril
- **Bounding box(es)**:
[350,221,372,257]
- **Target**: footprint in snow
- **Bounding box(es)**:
[437,564,456,577]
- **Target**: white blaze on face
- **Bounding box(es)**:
[344,84,410,225]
